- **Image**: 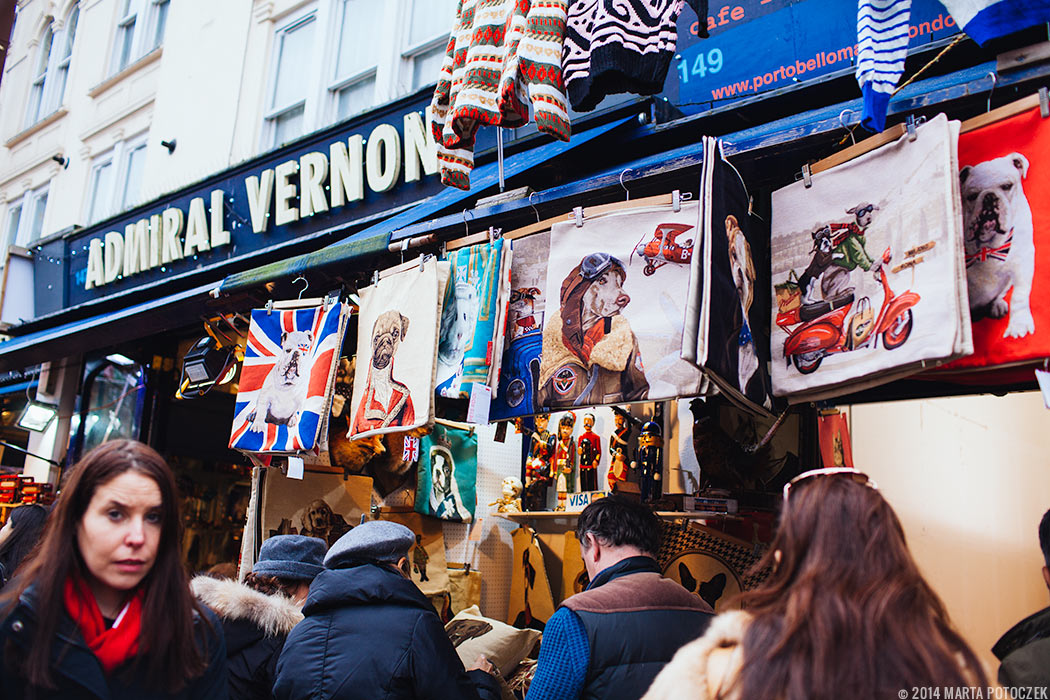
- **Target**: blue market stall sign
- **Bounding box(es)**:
[671,0,961,115]
[62,94,441,307]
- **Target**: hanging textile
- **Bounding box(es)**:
[507,526,556,631]
[436,239,506,399]
[770,114,972,402]
[937,103,1050,374]
[230,302,348,456]
[491,231,552,420]
[430,0,570,190]
[539,202,705,409]
[937,0,1050,46]
[856,0,912,132]
[348,259,448,439]
[684,137,773,413]
[817,411,855,468]
[562,0,698,112]
[656,520,769,613]
[383,511,451,596]
[414,423,478,522]
[259,471,372,549]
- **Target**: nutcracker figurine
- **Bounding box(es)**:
[553,412,577,511]
[524,414,554,511]
[607,410,632,489]
[577,413,601,492]
[635,420,663,502]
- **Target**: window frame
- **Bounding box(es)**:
[84,132,149,224]
[24,6,80,128]
[259,0,457,151]
[3,183,51,252]
[109,0,170,76]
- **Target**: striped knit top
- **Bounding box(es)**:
[430,0,571,190]
[855,0,912,132]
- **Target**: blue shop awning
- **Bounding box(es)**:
[0,380,37,397]
[0,282,219,372]
[218,115,636,293]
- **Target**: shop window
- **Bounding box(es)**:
[265,13,316,147]
[70,358,146,462]
[110,0,169,75]
[85,134,148,223]
[24,6,79,128]
[3,184,50,251]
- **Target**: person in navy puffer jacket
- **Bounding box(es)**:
[272,519,500,700]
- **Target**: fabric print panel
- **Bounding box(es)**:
[260,471,372,549]
[492,232,551,420]
[349,259,441,439]
[939,105,1050,373]
[770,114,970,399]
[539,203,705,409]
[437,238,505,399]
[230,303,346,454]
[414,423,478,523]
[383,511,450,596]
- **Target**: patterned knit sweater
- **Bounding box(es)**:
[563,0,704,113]
[430,0,571,190]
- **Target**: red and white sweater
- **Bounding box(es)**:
[430,0,571,191]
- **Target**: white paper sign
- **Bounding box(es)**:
[286,456,305,480]
[466,383,492,424]
[1036,369,1050,410]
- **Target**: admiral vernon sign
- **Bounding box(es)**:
[60,96,440,305]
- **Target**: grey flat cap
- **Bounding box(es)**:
[324,520,416,569]
[252,534,327,581]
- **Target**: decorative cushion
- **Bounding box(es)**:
[445,605,541,677]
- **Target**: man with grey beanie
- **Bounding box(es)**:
[193,534,328,700]
[273,520,500,700]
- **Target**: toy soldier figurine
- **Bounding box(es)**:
[608,410,632,489]
[577,413,601,491]
[635,420,663,502]
[524,414,555,511]
[553,413,577,511]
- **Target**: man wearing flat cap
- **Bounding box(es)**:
[273,520,500,700]
[538,252,649,408]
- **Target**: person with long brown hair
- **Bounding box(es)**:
[0,439,227,698]
[643,468,987,700]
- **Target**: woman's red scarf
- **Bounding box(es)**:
[62,574,144,673]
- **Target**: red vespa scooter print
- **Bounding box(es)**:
[778,247,920,374]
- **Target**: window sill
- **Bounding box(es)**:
[87,46,163,98]
[4,108,70,148]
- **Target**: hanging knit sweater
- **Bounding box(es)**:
[562,0,705,113]
[855,0,912,133]
[430,0,571,191]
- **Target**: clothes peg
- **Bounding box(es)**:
[801,163,813,189]
[672,190,681,212]
[573,206,585,228]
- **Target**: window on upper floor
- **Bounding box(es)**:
[110,0,170,75]
[25,5,79,128]
[261,0,459,150]
[85,134,149,224]
[3,184,51,251]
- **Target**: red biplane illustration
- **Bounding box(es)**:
[632,223,694,276]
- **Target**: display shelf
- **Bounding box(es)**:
[495,510,742,523]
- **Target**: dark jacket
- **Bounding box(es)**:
[0,585,228,700]
[192,575,303,700]
[273,562,499,700]
[561,556,715,700]
[993,606,1050,689]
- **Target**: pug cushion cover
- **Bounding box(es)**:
[436,239,505,398]
[230,303,347,454]
[415,423,478,522]
[539,204,705,409]
[938,104,1050,374]
[770,114,971,400]
[349,259,443,439]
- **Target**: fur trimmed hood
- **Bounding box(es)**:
[642,610,750,700]
[191,575,303,637]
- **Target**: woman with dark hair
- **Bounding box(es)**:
[644,468,986,700]
[0,503,48,588]
[192,535,325,700]
[0,439,227,698]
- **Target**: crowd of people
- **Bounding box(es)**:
[0,440,1046,699]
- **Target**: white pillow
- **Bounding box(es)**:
[445,605,542,677]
